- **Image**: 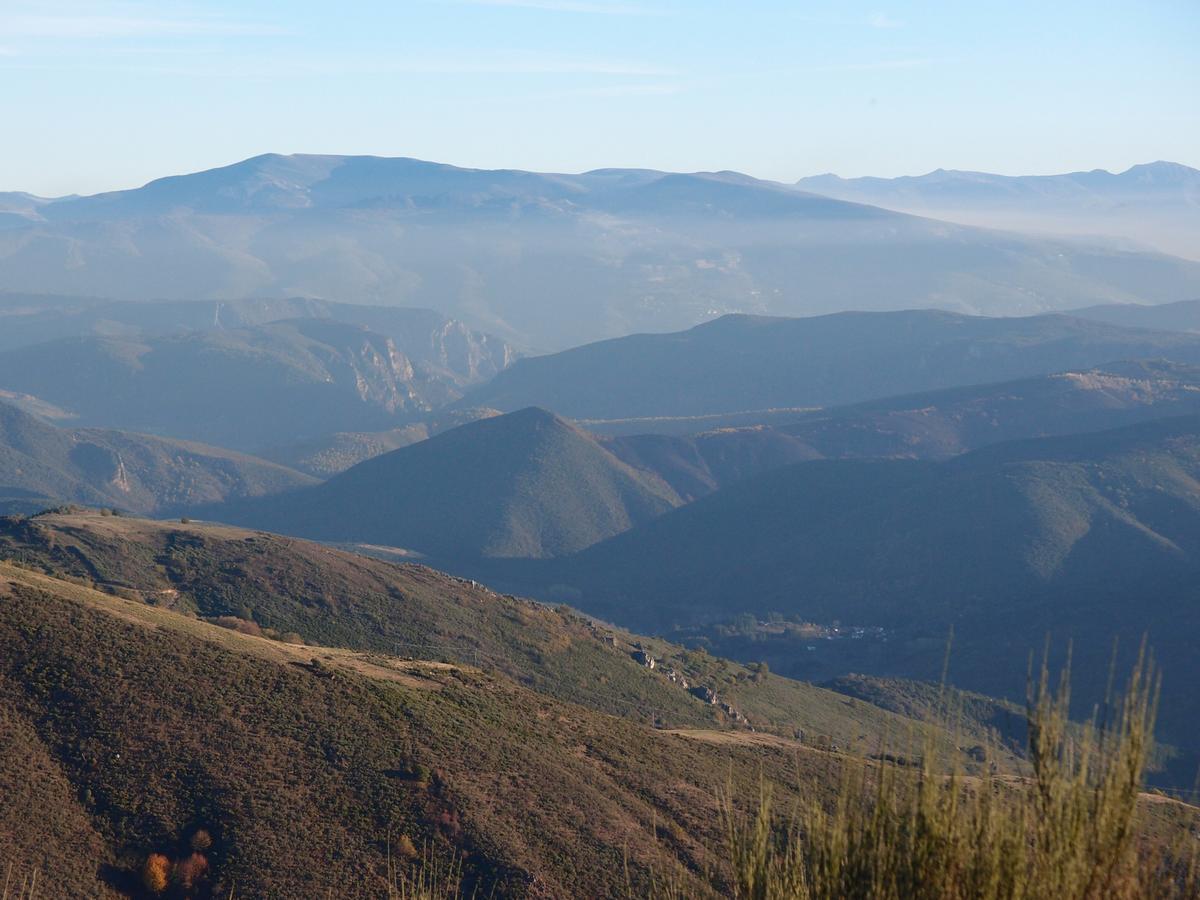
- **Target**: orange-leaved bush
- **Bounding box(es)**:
[141,853,170,894]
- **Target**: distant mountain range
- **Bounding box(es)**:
[0,400,313,515]
[0,293,519,382]
[466,310,1200,420]
[4,154,1200,347]
[15,298,1200,512]
[1068,297,1200,332]
[776,359,1200,459]
[215,358,1200,563]
[797,161,1200,261]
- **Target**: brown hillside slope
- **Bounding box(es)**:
[0,561,933,898]
[2,564,1194,897]
[0,509,1006,757]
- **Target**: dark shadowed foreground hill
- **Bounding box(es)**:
[220,407,685,558]
[513,416,1200,761]
[0,400,314,515]
[543,415,1200,628]
[464,310,1200,421]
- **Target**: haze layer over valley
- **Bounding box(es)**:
[5,154,1200,348]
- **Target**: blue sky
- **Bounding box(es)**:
[4,0,1198,196]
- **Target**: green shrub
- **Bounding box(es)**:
[722,651,1198,900]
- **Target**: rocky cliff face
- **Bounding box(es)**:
[326,331,421,412]
[0,316,511,452]
[424,318,521,385]
[0,399,316,515]
[0,295,523,396]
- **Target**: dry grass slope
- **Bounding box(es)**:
[723,655,1200,899]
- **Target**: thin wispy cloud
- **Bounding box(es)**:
[795,11,905,29]
[399,59,672,76]
[0,7,286,39]
[1,51,676,80]
[447,0,665,15]
[546,81,682,98]
[866,12,903,29]
[810,58,939,72]
[493,79,682,107]
[310,53,676,76]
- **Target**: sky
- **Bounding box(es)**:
[3,0,1198,197]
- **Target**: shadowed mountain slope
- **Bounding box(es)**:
[0,319,477,452]
[0,294,520,384]
[600,427,821,501]
[0,400,314,515]
[465,310,1200,421]
[547,416,1200,627]
[261,407,504,477]
[602,359,1200,492]
[777,359,1200,459]
[1068,298,1200,333]
[219,408,684,558]
[509,417,1200,761]
[207,360,1200,556]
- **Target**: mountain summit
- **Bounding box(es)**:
[222,407,683,558]
[797,161,1200,260]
